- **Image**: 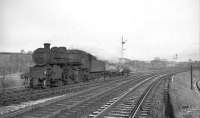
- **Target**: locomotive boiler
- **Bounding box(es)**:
[29,43,105,88]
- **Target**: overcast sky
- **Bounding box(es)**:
[1,0,199,61]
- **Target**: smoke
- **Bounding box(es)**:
[67,44,121,63]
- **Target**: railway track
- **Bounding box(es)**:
[0,72,156,106]
[54,75,161,118]
[1,72,160,118]
[88,75,168,118]
[0,72,152,95]
[128,76,169,118]
[0,74,138,106]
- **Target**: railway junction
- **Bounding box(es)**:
[0,69,187,118]
[0,42,199,118]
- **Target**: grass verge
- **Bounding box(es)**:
[169,70,200,118]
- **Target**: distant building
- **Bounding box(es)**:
[166,61,177,67]
[151,58,167,68]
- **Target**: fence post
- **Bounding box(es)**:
[191,65,193,90]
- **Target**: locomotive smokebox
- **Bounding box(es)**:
[44,43,50,50]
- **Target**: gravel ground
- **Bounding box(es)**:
[0,95,65,115]
[149,79,166,118]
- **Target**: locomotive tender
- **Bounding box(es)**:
[28,43,105,88]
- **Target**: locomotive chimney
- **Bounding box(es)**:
[44,43,50,50]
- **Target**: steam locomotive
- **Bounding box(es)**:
[27,43,106,88]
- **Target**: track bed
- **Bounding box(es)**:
[1,73,156,118]
[1,71,176,118]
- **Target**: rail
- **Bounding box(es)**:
[196,80,200,91]
[128,75,163,118]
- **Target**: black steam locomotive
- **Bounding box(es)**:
[27,43,106,88]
